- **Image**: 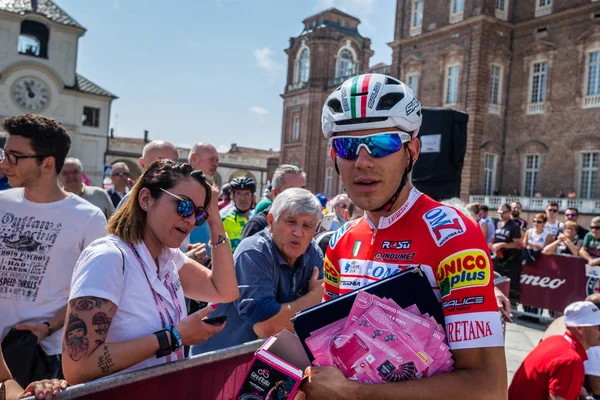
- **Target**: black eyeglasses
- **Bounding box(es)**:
[533,220,544,224]
[112,172,129,177]
[565,213,578,217]
[159,188,208,226]
[547,209,558,213]
[0,148,49,165]
[591,226,600,230]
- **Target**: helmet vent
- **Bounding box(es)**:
[385,77,401,85]
[376,93,405,111]
[335,117,388,126]
[327,99,343,114]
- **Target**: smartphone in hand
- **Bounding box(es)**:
[203,316,227,326]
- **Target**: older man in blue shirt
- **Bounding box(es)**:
[192,188,324,353]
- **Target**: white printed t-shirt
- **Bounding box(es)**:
[0,188,107,355]
[69,235,188,374]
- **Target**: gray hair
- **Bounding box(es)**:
[63,157,83,171]
[331,193,349,206]
[270,187,323,222]
[592,216,600,225]
[111,162,129,172]
[272,164,305,190]
[440,197,471,217]
[142,140,178,159]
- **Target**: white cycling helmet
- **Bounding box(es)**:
[321,73,422,139]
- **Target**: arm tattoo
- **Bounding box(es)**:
[70,296,109,312]
[92,312,112,336]
[97,344,115,374]
[65,314,89,362]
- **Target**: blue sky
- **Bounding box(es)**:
[54,0,396,152]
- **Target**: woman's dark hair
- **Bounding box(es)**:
[108,160,211,244]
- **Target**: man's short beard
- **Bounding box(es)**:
[512,211,520,217]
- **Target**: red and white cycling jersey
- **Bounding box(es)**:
[323,188,504,350]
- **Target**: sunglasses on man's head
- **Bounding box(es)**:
[159,188,208,226]
[331,132,412,160]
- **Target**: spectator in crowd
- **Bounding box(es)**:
[63,160,238,384]
[580,217,600,266]
[491,203,523,303]
[0,347,67,400]
[511,201,527,239]
[510,188,520,196]
[0,114,107,383]
[523,213,554,258]
[221,176,256,252]
[344,200,364,221]
[568,190,578,199]
[218,183,231,210]
[188,143,219,182]
[465,202,480,223]
[479,204,496,244]
[0,132,9,190]
[191,188,323,353]
[557,190,566,198]
[535,191,543,198]
[509,301,600,400]
[241,165,306,240]
[544,202,564,239]
[254,185,273,215]
[329,194,350,231]
[315,199,363,255]
[60,157,115,219]
[107,162,130,208]
[315,193,328,213]
[543,220,583,256]
[116,140,180,210]
[565,207,589,241]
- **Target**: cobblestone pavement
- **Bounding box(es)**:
[504,317,548,383]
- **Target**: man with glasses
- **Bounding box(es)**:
[0,114,107,382]
[301,74,506,399]
[329,193,350,231]
[107,162,130,208]
[580,217,600,267]
[222,176,256,252]
[0,132,9,191]
[544,202,564,239]
[491,204,523,304]
[565,207,589,241]
[59,157,115,219]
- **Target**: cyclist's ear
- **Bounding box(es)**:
[329,148,340,175]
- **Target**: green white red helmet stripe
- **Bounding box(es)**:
[349,74,372,119]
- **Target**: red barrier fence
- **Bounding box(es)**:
[24,341,263,400]
[519,253,592,312]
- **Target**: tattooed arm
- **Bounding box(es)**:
[62,296,161,384]
[179,218,238,303]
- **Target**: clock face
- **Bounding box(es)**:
[13,77,50,112]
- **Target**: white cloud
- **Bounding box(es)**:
[254,47,281,71]
[249,106,268,115]
[217,144,230,153]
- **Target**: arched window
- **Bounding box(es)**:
[294,48,310,83]
[336,49,356,79]
[18,20,49,58]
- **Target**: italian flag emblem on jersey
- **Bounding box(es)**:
[350,74,372,119]
[352,241,362,257]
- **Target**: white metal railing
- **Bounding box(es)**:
[584,95,600,109]
[287,81,307,91]
[535,4,552,17]
[527,102,545,114]
[488,103,501,115]
[469,195,600,214]
[449,12,463,24]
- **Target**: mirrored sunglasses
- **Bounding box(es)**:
[331,132,412,161]
[160,188,208,226]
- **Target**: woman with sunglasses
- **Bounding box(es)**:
[62,160,238,384]
[522,213,553,264]
[543,220,582,256]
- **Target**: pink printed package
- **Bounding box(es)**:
[306,292,454,383]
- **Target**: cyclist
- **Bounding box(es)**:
[222,176,255,252]
[301,73,506,399]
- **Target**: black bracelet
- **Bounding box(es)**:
[153,330,172,358]
[43,321,53,336]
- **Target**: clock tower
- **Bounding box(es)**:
[0,0,116,185]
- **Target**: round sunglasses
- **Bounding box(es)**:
[159,188,208,226]
[331,132,412,160]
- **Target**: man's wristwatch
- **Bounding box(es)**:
[153,329,173,358]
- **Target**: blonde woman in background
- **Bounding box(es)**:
[543,220,582,256]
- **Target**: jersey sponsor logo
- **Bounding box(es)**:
[520,274,566,289]
[436,249,490,297]
[381,240,412,250]
[587,277,600,296]
[374,252,416,262]
[328,219,360,250]
[323,256,339,287]
[441,296,485,310]
[423,206,466,247]
[340,279,362,288]
[446,319,493,343]
[343,260,362,274]
[367,82,382,109]
[339,259,412,281]
[341,88,350,113]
